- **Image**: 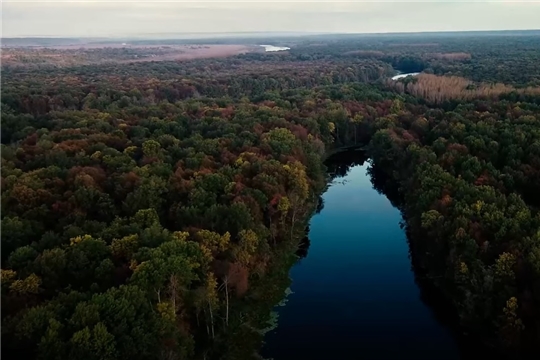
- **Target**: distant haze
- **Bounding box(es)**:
[3,0,540,38]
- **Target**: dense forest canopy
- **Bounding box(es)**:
[2,32,540,359]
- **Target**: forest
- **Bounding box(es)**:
[2,32,540,359]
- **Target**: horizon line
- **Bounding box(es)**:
[3,28,540,40]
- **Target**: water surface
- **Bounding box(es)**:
[263,155,459,360]
[391,72,420,80]
[260,45,291,52]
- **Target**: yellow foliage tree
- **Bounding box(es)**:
[110,234,139,260]
[195,230,230,255]
[495,252,516,280]
[10,273,41,295]
[70,234,94,246]
[234,230,259,267]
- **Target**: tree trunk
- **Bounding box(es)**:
[225,281,229,326]
[290,195,302,241]
[209,303,215,339]
[169,275,177,312]
[269,217,276,246]
[290,209,296,241]
[204,309,210,335]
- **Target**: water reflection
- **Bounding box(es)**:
[325,149,367,179]
[366,162,401,209]
[295,230,311,260]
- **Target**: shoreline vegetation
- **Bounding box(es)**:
[2,32,540,359]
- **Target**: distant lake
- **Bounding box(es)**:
[260,45,290,52]
[391,72,420,80]
[262,152,460,360]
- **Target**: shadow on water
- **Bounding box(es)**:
[325,148,368,179]
[295,230,311,260]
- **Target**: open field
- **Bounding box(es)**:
[1,44,258,66]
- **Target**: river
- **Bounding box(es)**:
[391,72,420,80]
[260,45,291,52]
[262,151,460,360]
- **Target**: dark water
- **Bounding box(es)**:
[263,153,460,360]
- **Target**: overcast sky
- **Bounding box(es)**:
[3,0,540,38]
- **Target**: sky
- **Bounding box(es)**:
[2,0,540,38]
